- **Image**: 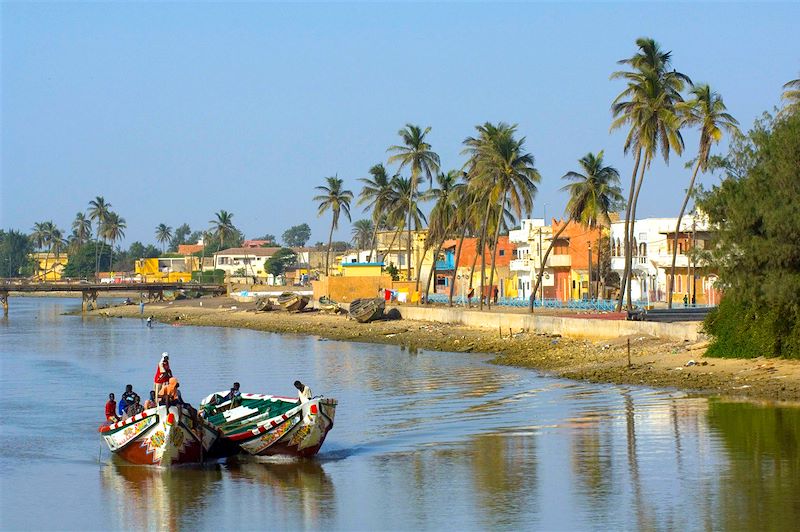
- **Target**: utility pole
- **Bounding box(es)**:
[588,243,593,300]
[691,217,697,305]
[538,226,544,304]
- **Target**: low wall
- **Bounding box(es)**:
[313,275,393,303]
[389,305,704,342]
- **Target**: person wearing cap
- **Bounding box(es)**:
[154,352,173,400]
[294,380,312,404]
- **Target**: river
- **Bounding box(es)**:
[1,298,798,530]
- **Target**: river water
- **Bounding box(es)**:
[1,298,798,530]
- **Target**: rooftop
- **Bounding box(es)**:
[215,247,281,257]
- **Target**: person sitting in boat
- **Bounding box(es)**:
[143,390,156,410]
[126,396,144,417]
[105,393,119,422]
[121,384,140,409]
[223,382,241,405]
[294,380,312,404]
[158,377,179,406]
[154,352,173,400]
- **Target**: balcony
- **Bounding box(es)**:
[435,258,455,270]
[508,228,531,243]
[548,254,571,267]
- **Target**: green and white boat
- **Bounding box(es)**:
[199,392,337,457]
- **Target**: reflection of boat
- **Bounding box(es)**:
[278,292,309,312]
[98,404,219,466]
[200,392,337,457]
[348,298,384,323]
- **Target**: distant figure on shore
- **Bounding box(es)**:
[139,301,145,315]
[143,390,156,410]
[105,393,119,422]
[683,294,689,307]
[294,380,312,404]
[146,316,153,328]
[154,352,172,399]
[493,286,499,304]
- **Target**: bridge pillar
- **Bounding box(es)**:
[1,290,8,316]
[82,290,98,312]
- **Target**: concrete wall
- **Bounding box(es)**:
[313,275,393,303]
[389,305,704,342]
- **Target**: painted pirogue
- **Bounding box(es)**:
[199,392,337,457]
[98,404,220,466]
[277,292,309,312]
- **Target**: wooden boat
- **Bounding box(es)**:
[255,297,275,312]
[277,292,309,312]
[318,296,341,313]
[98,404,219,466]
[199,392,337,458]
[348,298,385,323]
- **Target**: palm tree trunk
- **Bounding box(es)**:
[406,183,414,281]
[477,201,492,311]
[367,218,380,263]
[467,244,480,302]
[424,239,445,302]
[626,155,649,311]
[668,159,701,309]
[531,223,568,312]
[414,241,429,296]
[616,147,641,312]
[486,191,506,310]
[325,221,335,276]
[448,221,469,307]
[596,235,602,299]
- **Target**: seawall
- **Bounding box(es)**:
[388,305,704,342]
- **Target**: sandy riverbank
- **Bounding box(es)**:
[84,296,800,402]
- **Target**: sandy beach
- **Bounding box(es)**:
[84,296,800,402]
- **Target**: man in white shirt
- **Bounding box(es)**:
[294,380,312,404]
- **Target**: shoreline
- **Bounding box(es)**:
[83,297,800,403]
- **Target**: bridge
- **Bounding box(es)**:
[0,280,226,314]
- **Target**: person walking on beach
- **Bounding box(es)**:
[154,352,172,400]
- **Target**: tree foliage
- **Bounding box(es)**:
[0,229,34,277]
[282,224,311,247]
[698,111,800,359]
[265,247,298,277]
[63,242,111,278]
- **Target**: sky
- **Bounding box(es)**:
[2,2,798,248]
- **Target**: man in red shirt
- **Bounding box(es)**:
[105,393,119,422]
[154,352,173,401]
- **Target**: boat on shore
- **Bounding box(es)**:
[199,392,337,457]
[98,404,219,466]
[277,292,309,312]
[348,298,385,323]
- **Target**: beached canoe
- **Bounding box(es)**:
[255,297,276,312]
[277,292,309,312]
[348,298,385,323]
[98,404,219,466]
[318,296,342,313]
[199,392,337,458]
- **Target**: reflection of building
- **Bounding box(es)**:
[30,252,68,281]
[610,214,719,305]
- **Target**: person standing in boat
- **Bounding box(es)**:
[154,352,173,400]
[294,380,312,404]
[105,393,119,422]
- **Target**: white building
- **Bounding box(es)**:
[610,214,716,305]
[508,219,571,300]
[213,247,281,280]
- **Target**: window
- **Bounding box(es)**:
[499,250,505,257]
[678,243,684,254]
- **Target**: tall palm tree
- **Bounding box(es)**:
[358,163,397,262]
[103,212,126,270]
[464,123,540,309]
[781,74,800,115]
[88,196,111,278]
[387,124,440,280]
[155,224,174,254]
[30,222,48,280]
[314,176,353,274]
[71,212,92,249]
[611,37,690,311]
[667,84,739,307]
[421,171,466,299]
[531,152,623,310]
[448,186,481,306]
[351,219,374,254]
[388,175,426,278]
[209,210,235,252]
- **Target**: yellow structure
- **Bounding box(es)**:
[31,253,67,281]
[134,257,195,283]
[341,263,383,277]
[569,270,590,300]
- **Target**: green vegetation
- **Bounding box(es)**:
[281,224,311,247]
[0,229,34,277]
[699,111,800,359]
[155,223,173,253]
[314,176,353,274]
[192,269,225,284]
[63,242,110,278]
[265,247,298,277]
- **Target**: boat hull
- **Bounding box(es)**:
[349,298,385,323]
[99,405,218,466]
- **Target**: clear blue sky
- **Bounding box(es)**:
[2,2,798,247]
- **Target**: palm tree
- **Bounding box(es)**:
[314,176,353,274]
[209,210,235,252]
[781,74,800,115]
[387,124,440,280]
[103,212,126,270]
[531,152,623,310]
[358,163,397,262]
[667,84,739,307]
[611,37,690,311]
[448,186,481,306]
[464,123,540,309]
[155,224,174,254]
[389,175,426,278]
[71,212,92,249]
[351,219,374,254]
[88,196,111,278]
[30,222,48,280]
[421,171,466,299]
